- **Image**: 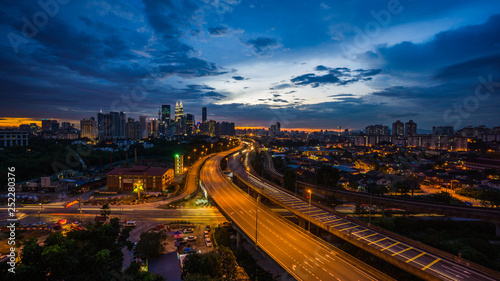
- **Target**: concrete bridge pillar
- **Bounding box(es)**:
[496,223,500,237]
[299,218,306,229]
[236,231,242,249]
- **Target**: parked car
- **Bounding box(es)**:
[203,231,209,238]
[72,221,81,227]
[154,224,164,231]
[205,238,212,247]
[58,219,67,225]
[32,222,47,227]
[184,247,196,254]
[205,225,211,232]
[183,228,193,233]
[185,236,196,242]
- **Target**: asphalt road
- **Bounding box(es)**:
[200,147,381,281]
[231,150,497,281]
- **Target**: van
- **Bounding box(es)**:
[205,238,212,247]
[124,221,137,227]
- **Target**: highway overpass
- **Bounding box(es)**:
[263,150,500,228]
[230,146,500,281]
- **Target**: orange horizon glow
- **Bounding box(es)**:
[0,117,42,128]
[236,126,348,133]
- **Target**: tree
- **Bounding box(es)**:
[124,262,165,281]
[325,194,343,207]
[316,165,340,188]
[181,247,237,281]
[100,203,111,217]
[135,231,168,259]
[283,169,297,193]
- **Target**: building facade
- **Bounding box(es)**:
[107,166,174,192]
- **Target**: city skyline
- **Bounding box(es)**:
[1,1,500,130]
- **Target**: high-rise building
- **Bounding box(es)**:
[100,111,126,139]
[139,116,147,138]
[161,105,170,122]
[186,114,194,135]
[61,122,71,130]
[405,120,417,136]
[220,122,236,136]
[202,107,207,123]
[365,124,389,135]
[80,117,97,140]
[97,110,104,137]
[125,121,142,141]
[392,120,404,136]
[432,126,454,136]
[41,119,52,131]
[276,122,281,135]
[51,121,60,132]
[175,101,184,122]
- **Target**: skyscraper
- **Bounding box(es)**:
[405,120,417,136]
[202,107,207,123]
[80,117,97,140]
[175,101,184,122]
[186,114,194,135]
[392,120,404,136]
[161,105,171,122]
[139,116,147,138]
[41,119,52,131]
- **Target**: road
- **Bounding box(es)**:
[232,148,499,281]
[201,146,383,281]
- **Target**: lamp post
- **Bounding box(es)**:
[308,190,312,232]
[256,196,260,246]
[188,156,190,166]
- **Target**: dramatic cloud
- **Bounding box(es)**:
[244,37,281,56]
[291,67,381,87]
[208,25,229,36]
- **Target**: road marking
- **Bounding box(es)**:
[333,222,350,227]
[368,237,387,245]
[406,252,426,263]
[381,242,399,251]
[352,229,369,235]
[422,258,441,270]
[357,233,377,240]
[391,247,413,257]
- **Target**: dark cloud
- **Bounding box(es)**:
[328,94,355,97]
[208,25,229,36]
[232,76,247,81]
[378,14,500,73]
[269,83,294,90]
[244,37,281,56]
[290,67,380,88]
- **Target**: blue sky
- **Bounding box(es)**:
[1,0,499,131]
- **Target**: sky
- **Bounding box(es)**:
[1,0,499,131]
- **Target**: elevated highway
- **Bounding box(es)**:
[200,145,389,281]
[230,147,500,281]
[263,151,500,227]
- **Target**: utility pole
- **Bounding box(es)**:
[308,190,312,232]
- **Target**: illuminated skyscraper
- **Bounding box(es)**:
[392,120,404,136]
[161,105,171,122]
[80,117,97,140]
[175,101,184,122]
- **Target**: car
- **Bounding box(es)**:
[32,222,47,227]
[203,231,209,238]
[153,224,164,231]
[183,228,193,233]
[185,236,196,242]
[72,221,81,227]
[205,225,211,232]
[19,223,29,228]
[53,224,62,230]
[205,238,212,247]
[184,247,196,254]
[58,219,67,225]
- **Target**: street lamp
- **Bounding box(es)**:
[188,156,190,166]
[308,190,312,232]
[256,196,260,246]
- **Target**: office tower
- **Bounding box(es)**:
[80,117,97,140]
[405,120,417,136]
[139,116,147,138]
[202,107,207,123]
[51,120,60,132]
[41,119,52,131]
[175,101,184,122]
[161,105,171,122]
[125,121,142,141]
[276,122,281,135]
[61,122,71,130]
[186,114,194,135]
[97,110,104,137]
[221,122,236,136]
[392,120,404,136]
[208,120,217,137]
